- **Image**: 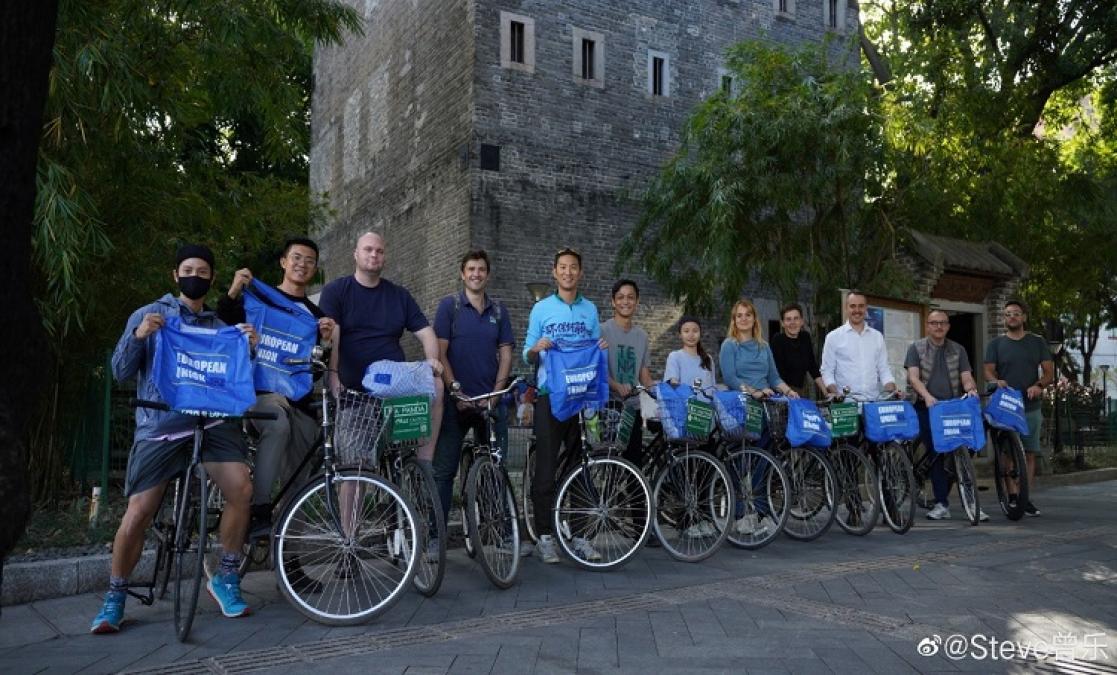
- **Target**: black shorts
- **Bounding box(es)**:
[124,422,248,496]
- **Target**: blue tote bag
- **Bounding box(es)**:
[863,400,921,443]
[543,341,609,422]
[784,398,832,448]
[243,279,319,400]
[929,396,986,452]
[152,316,256,416]
[983,387,1029,434]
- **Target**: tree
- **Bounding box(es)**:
[28,0,361,500]
[0,0,58,560]
[621,41,900,316]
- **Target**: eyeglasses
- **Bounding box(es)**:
[928,320,949,326]
[287,253,318,267]
[1003,311,1024,318]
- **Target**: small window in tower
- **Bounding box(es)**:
[582,39,596,80]
[647,50,670,97]
[510,21,525,64]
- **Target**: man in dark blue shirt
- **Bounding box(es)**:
[431,250,514,557]
[319,232,445,464]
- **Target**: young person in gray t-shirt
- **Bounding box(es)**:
[601,280,655,466]
[663,316,717,390]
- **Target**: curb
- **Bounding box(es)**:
[2,549,157,607]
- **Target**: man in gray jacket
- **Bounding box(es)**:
[91,244,257,634]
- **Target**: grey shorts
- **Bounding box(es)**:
[124,422,248,496]
[1021,407,1045,455]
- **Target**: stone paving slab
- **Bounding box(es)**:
[3,482,1117,673]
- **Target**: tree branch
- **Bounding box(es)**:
[859,23,892,86]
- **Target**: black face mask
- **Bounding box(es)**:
[178,275,212,300]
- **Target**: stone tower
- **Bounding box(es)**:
[310,0,859,365]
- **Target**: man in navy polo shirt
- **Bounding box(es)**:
[430,250,514,558]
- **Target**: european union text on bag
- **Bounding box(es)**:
[152,316,255,416]
[362,360,436,399]
[983,387,1029,434]
[543,341,609,422]
[863,400,921,443]
[244,280,318,400]
[784,398,832,448]
[929,396,985,453]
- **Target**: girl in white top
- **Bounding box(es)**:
[663,316,717,390]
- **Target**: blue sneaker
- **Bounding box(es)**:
[90,591,125,634]
[207,572,251,618]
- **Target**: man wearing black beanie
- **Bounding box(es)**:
[91,244,258,634]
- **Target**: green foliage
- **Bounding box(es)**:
[622,40,895,315]
[29,0,361,499]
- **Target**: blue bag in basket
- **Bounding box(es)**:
[152,316,256,416]
[784,398,832,448]
[654,382,697,440]
[983,387,1029,434]
[713,390,748,440]
[862,400,921,443]
[362,360,436,398]
[243,279,318,400]
[929,396,985,452]
[543,341,609,422]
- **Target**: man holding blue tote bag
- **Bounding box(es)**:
[904,309,980,521]
[217,238,337,534]
[92,245,258,634]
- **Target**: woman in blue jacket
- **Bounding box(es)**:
[719,299,799,399]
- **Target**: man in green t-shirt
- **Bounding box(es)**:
[984,299,1054,517]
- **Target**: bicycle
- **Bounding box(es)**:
[817,394,881,536]
[126,399,276,642]
[851,391,918,535]
[708,386,790,550]
[635,383,732,563]
[982,386,1030,521]
[452,377,525,588]
[762,396,838,542]
[269,348,423,624]
[911,394,983,526]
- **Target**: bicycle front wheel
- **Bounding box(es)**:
[400,457,445,597]
[521,442,537,544]
[877,443,917,535]
[554,456,651,570]
[466,457,521,588]
[955,449,980,526]
[173,466,207,642]
[152,479,180,600]
[725,446,789,550]
[274,469,420,625]
[992,431,1028,521]
[652,449,731,563]
[781,448,836,542]
[831,444,880,536]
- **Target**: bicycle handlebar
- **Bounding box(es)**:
[450,376,525,404]
[129,398,278,421]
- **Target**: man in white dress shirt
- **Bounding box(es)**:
[821,290,897,399]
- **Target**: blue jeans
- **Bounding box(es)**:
[431,401,509,526]
[735,420,772,519]
[915,403,951,506]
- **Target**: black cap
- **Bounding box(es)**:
[175,244,215,269]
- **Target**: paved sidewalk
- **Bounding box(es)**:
[3,482,1117,674]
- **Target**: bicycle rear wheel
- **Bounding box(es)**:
[724,446,788,550]
[274,469,419,625]
[465,457,521,588]
[992,431,1028,521]
[400,456,445,597]
[651,449,731,562]
[954,449,980,526]
[460,446,477,558]
[877,443,917,535]
[521,442,537,544]
[781,448,836,542]
[172,465,207,642]
[554,455,651,570]
[831,444,880,536]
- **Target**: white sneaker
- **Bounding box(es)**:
[537,535,560,564]
[684,521,716,538]
[734,514,759,534]
[978,509,990,522]
[572,536,602,562]
[927,503,951,520]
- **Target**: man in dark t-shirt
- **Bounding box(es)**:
[318,232,445,464]
[770,303,825,398]
[984,299,1053,517]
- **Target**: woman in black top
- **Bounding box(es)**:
[769,303,825,398]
